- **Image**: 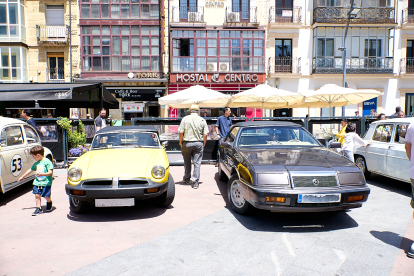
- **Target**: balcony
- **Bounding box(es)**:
[268,57,301,74]
[269,7,302,24]
[224,6,258,25]
[47,68,65,83]
[402,8,414,26]
[36,25,69,45]
[313,7,395,24]
[171,6,204,23]
[400,58,414,75]
[312,57,393,74]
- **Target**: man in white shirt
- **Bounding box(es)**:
[404,122,414,258]
[95,109,107,131]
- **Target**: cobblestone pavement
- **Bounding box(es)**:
[0,166,413,276]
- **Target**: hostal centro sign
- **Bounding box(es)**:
[172,73,264,83]
[205,0,224,7]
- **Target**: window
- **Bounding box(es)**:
[0,0,26,40]
[275,39,291,57]
[48,55,64,80]
[81,25,159,72]
[225,127,240,143]
[24,126,40,144]
[171,29,265,72]
[232,0,250,20]
[372,124,393,142]
[364,39,382,57]
[394,124,408,144]
[2,126,24,146]
[46,5,65,25]
[317,38,334,57]
[80,0,159,19]
[0,46,25,82]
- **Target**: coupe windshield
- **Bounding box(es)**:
[91,131,160,149]
[238,126,320,147]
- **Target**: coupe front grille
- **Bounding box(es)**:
[292,176,338,188]
[119,180,148,185]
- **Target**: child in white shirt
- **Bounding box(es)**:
[343,123,369,162]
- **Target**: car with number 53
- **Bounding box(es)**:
[65,126,175,214]
[355,117,414,183]
[217,121,370,215]
[0,117,54,194]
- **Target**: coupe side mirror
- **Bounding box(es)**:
[329,141,342,149]
[220,141,232,148]
[162,141,168,148]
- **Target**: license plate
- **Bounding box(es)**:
[298,194,341,203]
[95,198,135,207]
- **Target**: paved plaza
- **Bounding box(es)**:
[0,166,413,275]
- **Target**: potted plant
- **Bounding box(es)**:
[56,117,88,161]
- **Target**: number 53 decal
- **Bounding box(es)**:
[11,154,23,177]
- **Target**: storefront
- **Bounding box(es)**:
[168,73,266,118]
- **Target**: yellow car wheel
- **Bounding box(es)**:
[152,174,175,207]
[69,196,90,214]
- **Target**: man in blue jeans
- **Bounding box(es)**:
[215,107,232,167]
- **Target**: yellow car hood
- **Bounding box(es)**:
[83,148,166,179]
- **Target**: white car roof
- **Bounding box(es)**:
[0,117,26,127]
[370,117,414,124]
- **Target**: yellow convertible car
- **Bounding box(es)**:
[65,126,175,214]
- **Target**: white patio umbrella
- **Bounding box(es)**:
[158,85,231,108]
[229,84,305,110]
[289,84,383,117]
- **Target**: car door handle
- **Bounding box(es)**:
[388,146,395,149]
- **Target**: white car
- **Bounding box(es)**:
[355,117,414,183]
[0,117,54,194]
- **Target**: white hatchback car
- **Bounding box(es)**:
[355,118,414,183]
[0,117,54,194]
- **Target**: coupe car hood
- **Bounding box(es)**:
[239,147,357,173]
[85,148,157,179]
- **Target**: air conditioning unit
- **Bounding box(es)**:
[219,62,230,72]
[188,12,198,22]
[206,63,217,72]
[227,12,240,22]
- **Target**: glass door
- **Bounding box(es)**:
[232,0,250,21]
[275,0,293,21]
[48,56,64,81]
[275,39,292,72]
[405,93,414,116]
[407,40,414,73]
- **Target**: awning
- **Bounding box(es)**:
[0,83,119,109]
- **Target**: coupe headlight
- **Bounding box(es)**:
[152,165,165,179]
[68,167,82,182]
[338,172,365,185]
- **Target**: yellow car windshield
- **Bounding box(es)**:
[91,131,160,149]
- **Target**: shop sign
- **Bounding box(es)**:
[362,98,377,117]
[205,0,224,7]
[111,88,165,99]
[136,72,158,78]
[173,73,261,83]
[124,103,145,113]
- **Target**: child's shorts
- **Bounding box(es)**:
[33,186,51,198]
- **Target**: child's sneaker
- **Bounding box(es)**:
[32,208,42,216]
[46,201,53,212]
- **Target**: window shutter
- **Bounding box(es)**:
[46,5,65,25]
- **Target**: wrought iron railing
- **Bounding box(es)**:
[400,58,414,74]
[225,6,258,23]
[269,6,302,23]
[171,6,204,23]
[268,57,301,74]
[36,25,69,45]
[47,68,65,83]
[402,8,414,24]
[313,7,395,24]
[312,57,393,74]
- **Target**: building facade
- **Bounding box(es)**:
[78,0,167,119]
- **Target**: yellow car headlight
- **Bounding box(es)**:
[68,167,82,182]
[152,165,165,179]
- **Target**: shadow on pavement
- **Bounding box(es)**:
[0,181,33,207]
[367,174,411,197]
[371,230,413,254]
[214,173,359,233]
[67,199,169,222]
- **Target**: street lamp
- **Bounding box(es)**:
[340,1,361,116]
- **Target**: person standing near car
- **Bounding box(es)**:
[21,109,37,130]
[95,108,107,131]
[342,123,369,163]
[179,104,209,189]
[214,107,232,167]
[404,121,414,258]
[335,118,347,146]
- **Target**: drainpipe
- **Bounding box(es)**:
[69,0,72,82]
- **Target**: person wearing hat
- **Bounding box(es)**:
[178,104,209,189]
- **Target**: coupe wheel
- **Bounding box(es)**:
[228,175,252,215]
[152,174,175,207]
[355,156,371,179]
[218,162,228,181]
[69,196,89,214]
